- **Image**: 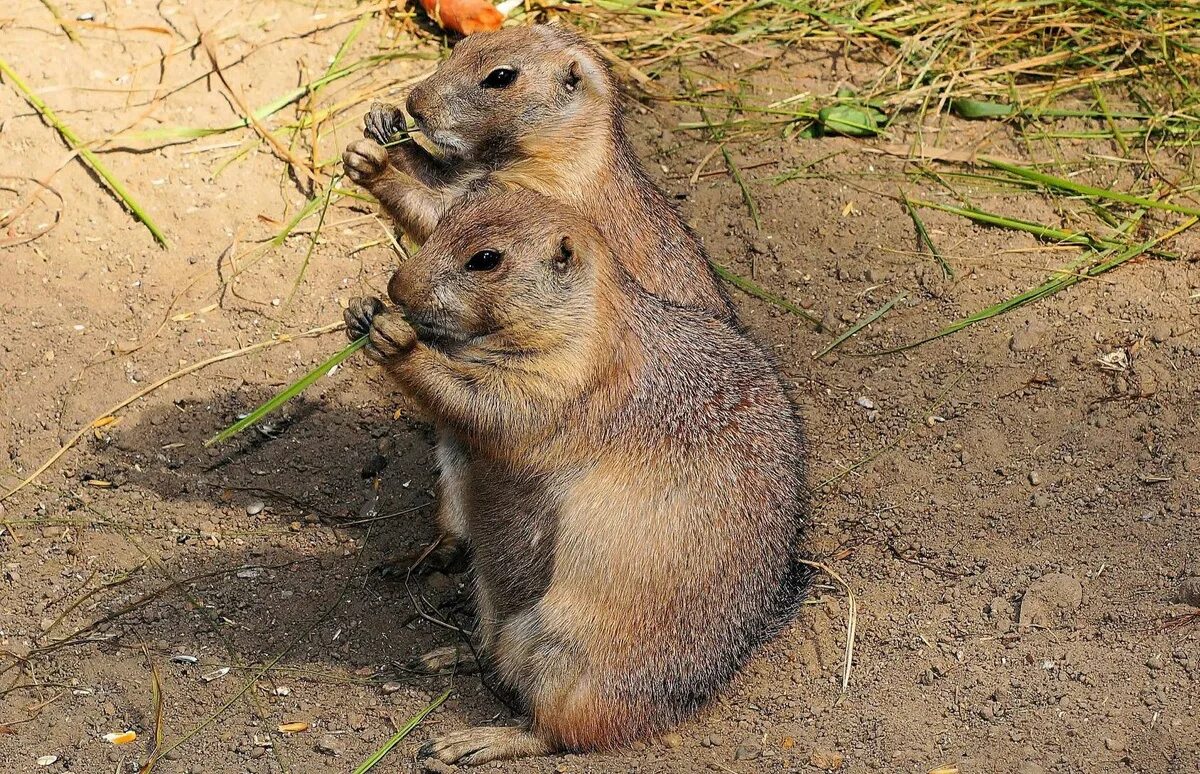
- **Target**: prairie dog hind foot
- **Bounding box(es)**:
[407,644,480,675]
[420,726,552,767]
[372,534,469,579]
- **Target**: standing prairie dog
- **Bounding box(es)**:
[344,188,807,765]
[344,23,737,571]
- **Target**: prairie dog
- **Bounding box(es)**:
[342,22,734,318]
[344,23,737,567]
[344,188,807,765]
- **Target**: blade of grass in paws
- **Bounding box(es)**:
[204,336,367,446]
[901,192,953,278]
[710,263,821,326]
[813,294,904,360]
[351,689,450,774]
[0,56,168,246]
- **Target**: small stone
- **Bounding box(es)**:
[377,437,396,456]
[1028,471,1041,486]
[361,454,389,479]
[1150,324,1171,344]
[1105,738,1125,752]
[809,749,846,770]
[423,760,455,774]
[661,732,683,749]
[856,396,875,410]
[1175,577,1200,607]
[36,755,58,767]
[381,681,404,694]
[733,741,761,760]
[316,733,343,756]
[250,746,267,759]
[1145,656,1161,670]
[245,500,265,516]
[707,734,724,747]
[426,572,455,592]
[1018,573,1083,630]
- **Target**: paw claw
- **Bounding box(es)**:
[365,101,408,146]
[345,296,385,343]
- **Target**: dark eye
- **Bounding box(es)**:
[481,67,517,88]
[465,249,502,271]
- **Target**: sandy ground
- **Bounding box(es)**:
[1,3,1198,773]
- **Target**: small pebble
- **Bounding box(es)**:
[361,454,389,479]
[1028,471,1041,486]
[316,733,343,756]
[1105,738,1126,752]
[245,500,265,516]
[856,396,875,410]
[381,681,404,694]
[423,760,455,774]
[661,732,683,749]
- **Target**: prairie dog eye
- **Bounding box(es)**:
[465,249,503,271]
[481,67,518,88]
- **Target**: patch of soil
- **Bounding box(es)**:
[1,5,1197,774]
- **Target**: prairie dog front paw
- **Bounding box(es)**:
[343,139,390,186]
[345,297,415,362]
[364,102,409,147]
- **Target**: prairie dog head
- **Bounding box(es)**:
[405,23,616,163]
[387,188,613,361]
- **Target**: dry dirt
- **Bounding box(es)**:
[1,3,1198,774]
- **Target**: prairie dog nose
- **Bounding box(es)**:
[405,92,428,128]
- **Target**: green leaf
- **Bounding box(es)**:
[818,105,880,137]
[951,99,1016,120]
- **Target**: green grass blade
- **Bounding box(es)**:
[814,293,904,360]
[351,689,450,774]
[117,52,416,144]
[901,192,953,279]
[908,199,1111,248]
[204,336,367,446]
[980,155,1200,218]
[710,262,822,326]
[864,232,1172,357]
[0,56,169,247]
[285,174,343,305]
[721,145,761,229]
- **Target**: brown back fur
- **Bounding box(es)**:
[383,188,808,751]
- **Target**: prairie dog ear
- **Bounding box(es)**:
[563,54,610,96]
[553,236,576,272]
